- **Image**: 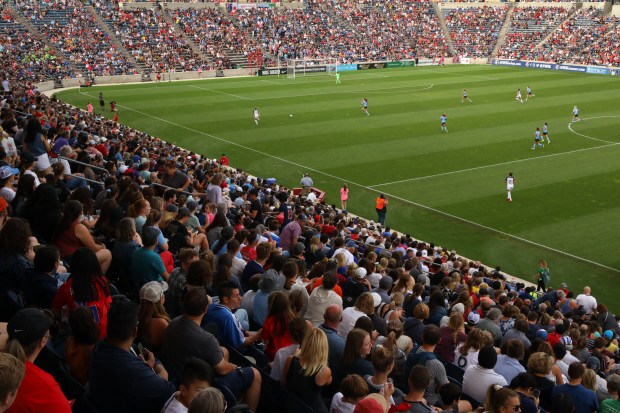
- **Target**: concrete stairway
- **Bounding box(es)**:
[158,4,214,67]
[431,2,457,57]
[490,2,516,59]
[533,3,582,52]
[86,5,142,74]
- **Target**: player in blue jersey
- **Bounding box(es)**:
[526,85,535,101]
[361,98,369,116]
[440,114,448,132]
[461,89,472,103]
[572,106,581,123]
[542,122,550,143]
[532,127,544,150]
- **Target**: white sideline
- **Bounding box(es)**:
[188,84,254,101]
[77,89,620,274]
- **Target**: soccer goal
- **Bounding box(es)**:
[286,58,338,79]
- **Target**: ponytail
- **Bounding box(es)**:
[485,384,517,413]
[4,339,26,363]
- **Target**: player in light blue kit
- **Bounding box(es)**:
[361,98,369,116]
[526,86,535,101]
[542,122,550,143]
[532,127,544,149]
[572,106,581,123]
[440,114,448,132]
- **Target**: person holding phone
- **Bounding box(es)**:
[509,372,540,413]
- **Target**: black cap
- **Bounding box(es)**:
[7,308,53,346]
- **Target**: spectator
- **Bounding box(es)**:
[137,281,171,353]
[166,248,199,318]
[404,302,429,346]
[262,291,295,361]
[501,318,532,351]
[306,270,343,327]
[484,385,521,413]
[435,312,467,363]
[364,344,400,403]
[527,352,557,411]
[188,387,226,413]
[162,358,215,413]
[65,307,99,385]
[252,269,280,327]
[131,226,169,287]
[330,374,370,413]
[477,308,503,345]
[509,372,540,413]
[495,339,526,385]
[271,317,310,382]
[576,287,598,318]
[600,375,620,412]
[463,345,508,403]
[52,247,112,339]
[89,299,175,412]
[4,308,70,413]
[338,328,374,381]
[0,352,25,413]
[392,365,437,412]
[160,288,261,411]
[339,293,375,338]
[551,362,599,413]
[318,304,347,372]
[20,245,61,309]
[280,214,307,253]
[454,328,490,370]
[283,328,332,413]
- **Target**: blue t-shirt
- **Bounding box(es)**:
[551,383,598,413]
[203,304,245,349]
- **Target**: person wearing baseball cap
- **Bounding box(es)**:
[4,308,71,412]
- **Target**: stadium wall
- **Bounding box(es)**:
[489,59,619,76]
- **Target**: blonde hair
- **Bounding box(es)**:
[460,328,485,356]
[582,369,597,391]
[299,328,328,377]
[448,313,465,344]
[335,253,347,268]
[0,353,25,400]
[355,293,375,316]
[527,352,554,375]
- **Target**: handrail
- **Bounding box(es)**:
[65,174,104,186]
[150,181,195,196]
[58,156,109,174]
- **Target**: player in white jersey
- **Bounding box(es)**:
[572,106,581,123]
[253,107,260,125]
[506,172,515,202]
[516,89,523,103]
[542,122,550,143]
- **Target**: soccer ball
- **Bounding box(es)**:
[289,114,293,117]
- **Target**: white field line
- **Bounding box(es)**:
[188,84,254,100]
[567,115,620,144]
[369,142,619,188]
[77,89,620,274]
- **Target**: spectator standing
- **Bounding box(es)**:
[340,183,349,211]
[576,287,597,318]
[375,194,388,226]
[300,173,313,196]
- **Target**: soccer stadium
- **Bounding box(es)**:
[0,0,619,412]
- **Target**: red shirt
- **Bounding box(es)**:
[219,156,229,166]
[52,278,112,339]
[262,315,293,361]
[240,245,257,262]
[7,361,71,413]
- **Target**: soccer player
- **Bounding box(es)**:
[99,92,104,112]
[361,98,369,116]
[532,127,544,150]
[506,172,515,202]
[572,106,581,123]
[516,88,523,103]
[542,122,550,143]
[253,107,260,125]
[440,113,448,132]
[526,85,535,101]
[336,72,341,84]
[461,89,472,103]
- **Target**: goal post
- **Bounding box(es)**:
[286,58,338,79]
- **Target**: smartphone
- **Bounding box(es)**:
[531,389,540,399]
[137,343,146,357]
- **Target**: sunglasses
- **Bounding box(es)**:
[504,405,521,412]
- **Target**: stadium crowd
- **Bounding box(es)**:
[443,6,508,58]
[1,74,620,413]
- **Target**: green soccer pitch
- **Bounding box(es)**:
[56,65,620,309]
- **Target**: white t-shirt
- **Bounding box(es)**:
[23,169,41,187]
[576,294,597,314]
[462,365,507,403]
[60,158,72,175]
[161,392,188,413]
[454,345,479,369]
[271,344,299,382]
[338,306,367,339]
[1,137,17,156]
[0,187,15,202]
[330,392,355,413]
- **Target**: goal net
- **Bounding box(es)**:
[286,58,338,79]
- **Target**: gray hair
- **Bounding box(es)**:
[60,145,72,157]
[188,388,226,413]
[486,308,501,322]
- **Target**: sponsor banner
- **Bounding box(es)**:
[461,57,471,65]
[491,59,525,67]
[294,65,327,74]
[337,64,357,72]
[524,61,554,69]
[555,64,586,73]
[357,62,389,70]
[586,66,609,75]
[386,61,415,68]
[257,68,286,76]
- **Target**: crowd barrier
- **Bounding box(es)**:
[490,59,620,76]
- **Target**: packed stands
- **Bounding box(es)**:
[443,5,508,58]
[0,6,75,82]
[498,6,572,60]
[15,0,135,77]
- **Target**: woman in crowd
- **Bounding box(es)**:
[23,118,51,176]
[484,385,521,413]
[65,306,99,385]
[52,248,112,338]
[526,352,556,411]
[338,328,374,380]
[427,290,447,327]
[454,328,488,369]
[144,209,169,253]
[137,281,170,354]
[436,312,468,363]
[11,173,35,218]
[54,200,112,274]
[339,293,375,338]
[261,291,294,361]
[283,328,332,413]
[128,198,151,235]
[24,183,62,242]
